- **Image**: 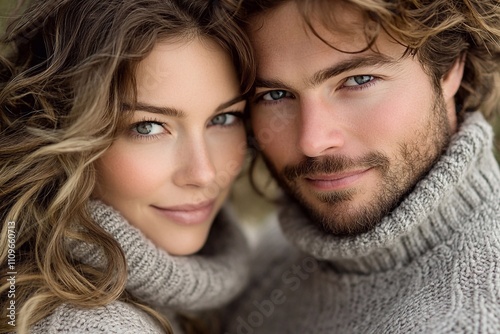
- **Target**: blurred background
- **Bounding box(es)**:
[1,2,499,232]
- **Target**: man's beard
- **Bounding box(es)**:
[261,93,452,236]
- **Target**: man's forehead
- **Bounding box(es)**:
[248,1,372,55]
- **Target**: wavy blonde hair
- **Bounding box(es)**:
[0,0,254,333]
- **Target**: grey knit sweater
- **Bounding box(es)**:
[32,202,250,333]
[223,112,500,334]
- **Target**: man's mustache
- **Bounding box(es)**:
[282,152,389,181]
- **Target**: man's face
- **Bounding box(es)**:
[248,1,461,235]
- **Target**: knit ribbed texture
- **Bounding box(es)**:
[32,203,249,333]
[82,202,250,310]
[223,112,500,334]
[31,301,167,333]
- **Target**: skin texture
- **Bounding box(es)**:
[249,2,465,235]
[94,37,246,255]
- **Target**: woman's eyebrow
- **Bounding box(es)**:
[216,95,246,112]
[122,103,186,118]
[122,97,245,116]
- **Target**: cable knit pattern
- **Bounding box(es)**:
[32,204,249,333]
[223,112,500,334]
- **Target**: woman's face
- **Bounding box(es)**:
[94,38,246,255]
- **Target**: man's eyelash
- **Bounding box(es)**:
[253,91,293,104]
[340,76,379,91]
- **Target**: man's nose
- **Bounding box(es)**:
[297,96,346,157]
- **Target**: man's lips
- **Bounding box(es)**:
[304,168,372,190]
[151,200,215,225]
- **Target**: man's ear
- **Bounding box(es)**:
[441,55,466,102]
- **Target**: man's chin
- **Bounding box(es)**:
[292,196,384,236]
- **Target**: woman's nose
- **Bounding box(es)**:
[172,138,216,188]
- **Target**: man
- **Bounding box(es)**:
[224,0,500,333]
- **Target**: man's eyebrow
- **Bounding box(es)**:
[310,54,397,87]
[254,54,398,91]
[123,103,186,118]
[254,78,294,91]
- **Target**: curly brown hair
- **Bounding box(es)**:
[242,0,500,120]
[0,0,254,333]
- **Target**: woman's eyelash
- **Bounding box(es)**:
[210,111,244,127]
[136,116,164,124]
[128,117,167,140]
[226,111,244,119]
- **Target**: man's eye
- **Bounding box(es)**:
[343,75,374,87]
[133,122,164,135]
[261,90,292,101]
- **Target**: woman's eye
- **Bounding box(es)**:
[261,90,292,101]
[343,75,374,87]
[210,113,241,126]
[132,121,164,135]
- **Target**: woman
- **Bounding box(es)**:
[0,0,254,332]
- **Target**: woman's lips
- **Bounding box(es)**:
[151,200,215,225]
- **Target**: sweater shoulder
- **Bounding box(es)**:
[31,301,165,334]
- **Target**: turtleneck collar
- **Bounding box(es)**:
[279,112,500,274]
[70,201,250,311]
